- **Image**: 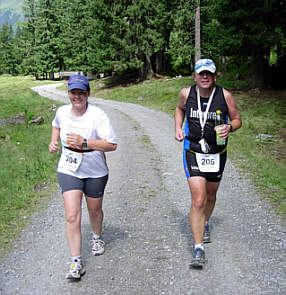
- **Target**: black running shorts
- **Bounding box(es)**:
[183,149,227,182]
[57,172,108,198]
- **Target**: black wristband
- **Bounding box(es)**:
[227,124,233,132]
[82,138,87,148]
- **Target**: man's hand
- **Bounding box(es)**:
[175,128,184,142]
[214,124,230,139]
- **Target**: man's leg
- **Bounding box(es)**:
[188,176,207,245]
[204,181,220,222]
[188,176,208,268]
[203,181,220,243]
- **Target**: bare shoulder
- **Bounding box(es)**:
[222,87,241,118]
[178,87,190,106]
[222,88,236,104]
[179,87,190,98]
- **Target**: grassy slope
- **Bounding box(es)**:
[0,75,61,255]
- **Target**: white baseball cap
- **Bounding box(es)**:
[194,59,216,74]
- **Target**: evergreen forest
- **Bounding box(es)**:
[0,0,285,89]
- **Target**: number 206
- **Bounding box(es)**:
[202,158,215,165]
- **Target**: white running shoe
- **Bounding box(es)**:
[66,259,86,280]
[91,238,105,256]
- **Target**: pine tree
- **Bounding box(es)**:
[0,23,15,74]
[85,0,114,74]
[168,0,196,73]
[60,0,92,73]
[33,0,63,78]
[20,0,38,76]
[204,0,286,88]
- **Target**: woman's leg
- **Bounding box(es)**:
[85,196,104,236]
[63,190,83,257]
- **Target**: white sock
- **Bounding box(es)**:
[195,243,204,250]
[92,233,101,240]
[71,255,81,262]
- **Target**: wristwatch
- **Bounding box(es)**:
[82,138,87,148]
[227,124,233,132]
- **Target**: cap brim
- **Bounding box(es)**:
[68,83,88,91]
[196,66,216,74]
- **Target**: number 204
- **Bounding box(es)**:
[66,155,77,164]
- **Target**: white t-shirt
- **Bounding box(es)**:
[52,103,117,178]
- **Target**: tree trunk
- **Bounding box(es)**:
[49,72,54,80]
[145,55,154,79]
[252,45,268,89]
[155,51,164,74]
[220,56,227,74]
[277,41,282,67]
[139,55,154,80]
[194,1,201,63]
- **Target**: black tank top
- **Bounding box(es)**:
[184,84,228,153]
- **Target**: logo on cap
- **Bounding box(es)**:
[68,74,90,91]
[195,59,216,74]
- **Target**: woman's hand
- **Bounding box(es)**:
[66,133,84,148]
[49,141,59,153]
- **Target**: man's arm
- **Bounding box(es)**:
[223,88,242,132]
[216,88,242,139]
[175,87,189,142]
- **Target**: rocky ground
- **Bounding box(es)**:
[0,84,285,295]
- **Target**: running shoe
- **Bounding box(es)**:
[203,222,211,243]
[91,238,105,256]
[66,258,86,280]
[190,247,205,269]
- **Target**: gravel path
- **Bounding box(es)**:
[0,83,285,295]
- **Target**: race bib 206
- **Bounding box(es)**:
[195,153,220,173]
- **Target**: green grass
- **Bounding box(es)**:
[0,75,62,255]
[229,91,286,212]
[91,77,190,114]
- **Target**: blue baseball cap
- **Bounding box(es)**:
[68,74,90,91]
[194,59,216,74]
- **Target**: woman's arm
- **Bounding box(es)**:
[66,133,117,152]
[49,126,60,153]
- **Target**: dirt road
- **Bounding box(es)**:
[0,84,285,294]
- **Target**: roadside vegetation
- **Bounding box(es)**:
[0,75,61,256]
[0,74,285,257]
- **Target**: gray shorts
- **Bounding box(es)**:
[57,172,108,198]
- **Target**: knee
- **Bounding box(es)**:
[66,212,80,224]
[192,197,206,211]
